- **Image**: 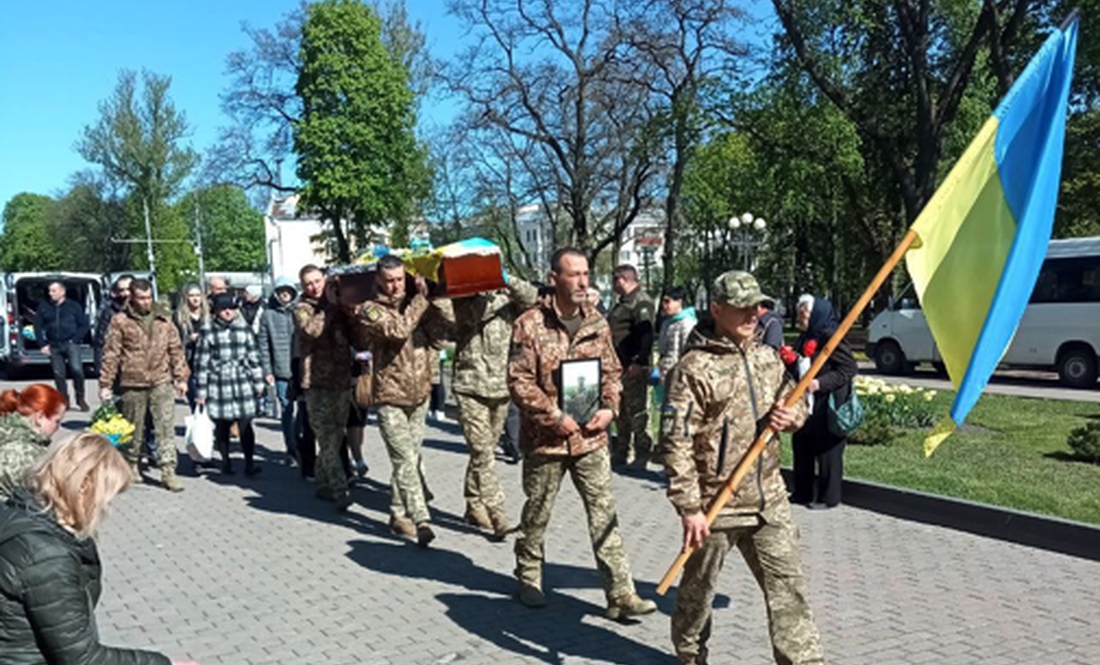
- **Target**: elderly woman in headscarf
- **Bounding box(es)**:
[789,294,858,509]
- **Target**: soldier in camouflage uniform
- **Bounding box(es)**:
[294,265,353,511]
[99,279,189,492]
[350,255,449,547]
[657,270,824,665]
[508,248,656,619]
[607,265,656,467]
[437,271,539,537]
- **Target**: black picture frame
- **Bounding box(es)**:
[558,357,602,424]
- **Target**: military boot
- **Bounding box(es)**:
[518,583,546,608]
[464,504,492,531]
[416,522,435,549]
[487,509,512,539]
[160,470,184,493]
[129,461,142,484]
[606,593,657,620]
[389,514,417,538]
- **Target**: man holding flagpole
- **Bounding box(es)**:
[658,271,823,665]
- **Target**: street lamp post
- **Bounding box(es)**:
[728,212,767,271]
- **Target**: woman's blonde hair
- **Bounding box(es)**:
[25,433,132,539]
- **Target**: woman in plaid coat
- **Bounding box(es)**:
[194,294,266,476]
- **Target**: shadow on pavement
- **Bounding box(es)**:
[346,540,677,665]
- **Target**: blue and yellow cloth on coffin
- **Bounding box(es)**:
[905,20,1078,456]
[355,238,500,283]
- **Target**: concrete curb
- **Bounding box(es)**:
[782,470,1100,562]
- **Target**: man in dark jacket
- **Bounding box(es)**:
[607,265,655,467]
[94,274,134,377]
[259,276,299,465]
[35,281,90,411]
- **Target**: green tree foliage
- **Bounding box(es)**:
[0,194,64,271]
[76,70,198,287]
[177,185,266,272]
[295,0,429,263]
[50,176,133,272]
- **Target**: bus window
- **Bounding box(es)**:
[1030,257,1100,304]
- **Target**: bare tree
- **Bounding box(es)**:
[444,0,661,262]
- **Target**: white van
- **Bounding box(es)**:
[867,236,1100,387]
[0,272,105,379]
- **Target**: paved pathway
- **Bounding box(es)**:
[13,379,1100,665]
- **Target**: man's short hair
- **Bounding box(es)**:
[377,255,404,271]
[114,274,135,289]
[613,265,638,281]
[550,247,586,274]
[662,286,687,302]
[48,280,65,291]
[298,264,323,282]
[130,278,153,294]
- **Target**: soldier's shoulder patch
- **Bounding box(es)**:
[638,304,654,320]
[363,306,382,323]
[659,405,677,437]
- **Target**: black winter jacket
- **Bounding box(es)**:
[34,299,89,347]
[0,490,170,665]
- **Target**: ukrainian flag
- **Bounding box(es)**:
[905,19,1079,456]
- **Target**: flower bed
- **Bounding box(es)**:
[849,376,938,445]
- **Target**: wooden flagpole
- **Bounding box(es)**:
[656,229,919,596]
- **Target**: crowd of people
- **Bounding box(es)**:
[0,253,860,665]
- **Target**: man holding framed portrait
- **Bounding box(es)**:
[507,247,657,620]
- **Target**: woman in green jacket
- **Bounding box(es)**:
[0,433,200,665]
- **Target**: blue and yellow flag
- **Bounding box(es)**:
[905,20,1079,456]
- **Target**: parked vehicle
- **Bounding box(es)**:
[0,272,105,379]
[867,237,1100,387]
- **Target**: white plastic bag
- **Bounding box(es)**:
[185,406,215,462]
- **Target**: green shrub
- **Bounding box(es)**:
[1068,422,1100,463]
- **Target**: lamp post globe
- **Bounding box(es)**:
[740,212,754,226]
[728,215,741,230]
[754,218,767,231]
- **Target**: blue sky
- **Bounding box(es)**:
[0,1,774,212]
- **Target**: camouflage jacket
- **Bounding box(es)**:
[657,324,808,523]
[607,286,656,367]
[508,302,622,457]
[351,294,449,408]
[99,304,189,390]
[0,413,51,499]
[294,296,351,392]
[438,279,540,399]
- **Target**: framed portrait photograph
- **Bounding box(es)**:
[559,358,602,424]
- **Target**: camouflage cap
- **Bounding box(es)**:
[712,270,771,307]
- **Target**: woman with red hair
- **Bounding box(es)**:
[0,384,67,498]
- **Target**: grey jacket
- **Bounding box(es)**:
[258,295,296,380]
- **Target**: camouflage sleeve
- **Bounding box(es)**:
[294,301,327,341]
[354,295,429,343]
[424,301,454,348]
[658,365,707,515]
[508,318,563,428]
[98,318,123,390]
[598,324,623,417]
[508,278,540,311]
[166,322,189,383]
[194,331,211,401]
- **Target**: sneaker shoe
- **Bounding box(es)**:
[464,504,493,531]
[416,523,435,548]
[355,460,368,479]
[518,583,546,608]
[606,593,657,620]
[77,400,90,412]
[389,514,417,538]
[245,463,263,477]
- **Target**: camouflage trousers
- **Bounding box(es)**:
[614,373,652,463]
[455,391,507,514]
[672,501,825,665]
[305,389,350,496]
[377,400,431,524]
[118,384,178,474]
[514,446,635,602]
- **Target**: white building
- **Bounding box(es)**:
[263,194,428,279]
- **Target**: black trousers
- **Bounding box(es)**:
[48,343,85,403]
[214,418,256,468]
[791,402,845,507]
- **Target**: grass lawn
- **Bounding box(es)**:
[778,391,1100,525]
